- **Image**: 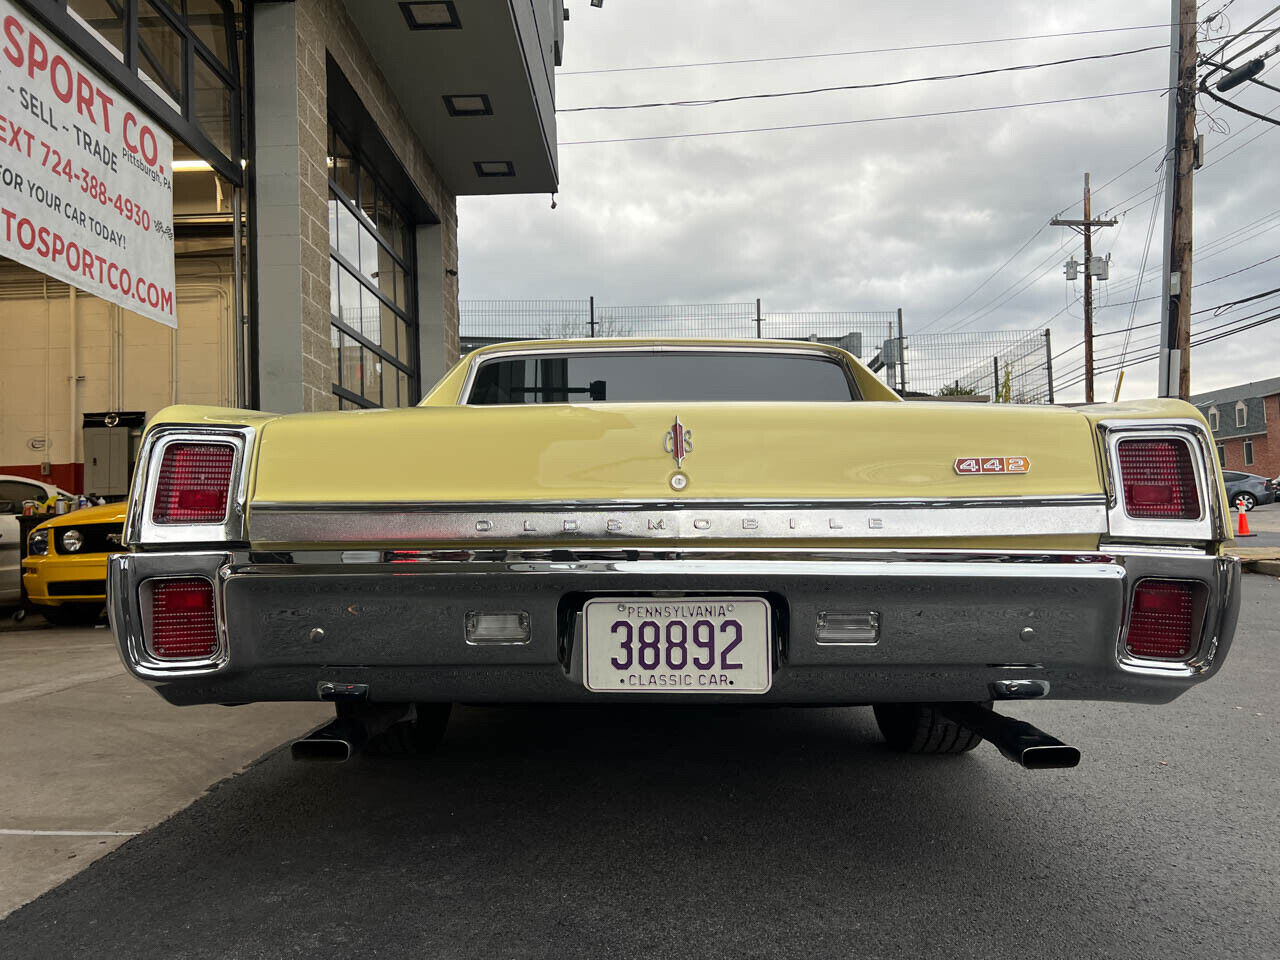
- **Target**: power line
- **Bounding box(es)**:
[557,21,1274,77]
[936,237,1076,333]
[557,87,1171,146]
[1057,306,1280,388]
[1057,287,1280,380]
[559,46,1167,112]
[915,224,1049,332]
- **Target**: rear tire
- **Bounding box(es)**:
[1235,493,1257,512]
[873,703,986,755]
[363,702,452,757]
[40,603,104,627]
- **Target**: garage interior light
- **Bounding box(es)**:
[400,1,462,29]
[474,160,516,177]
[444,94,493,117]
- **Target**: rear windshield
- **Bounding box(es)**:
[467,351,858,404]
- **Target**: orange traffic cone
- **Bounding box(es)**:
[1235,499,1255,537]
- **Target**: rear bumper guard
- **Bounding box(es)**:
[106,548,1240,705]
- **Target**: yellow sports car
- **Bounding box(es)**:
[105,339,1240,767]
[24,502,126,626]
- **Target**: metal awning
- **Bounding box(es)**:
[341,0,564,196]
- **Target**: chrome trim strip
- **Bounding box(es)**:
[125,425,256,548]
[457,342,858,406]
[248,495,1108,544]
[1098,418,1221,542]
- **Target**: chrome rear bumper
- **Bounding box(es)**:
[106,548,1240,706]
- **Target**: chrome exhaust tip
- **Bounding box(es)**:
[290,717,367,763]
[290,736,357,763]
[1017,743,1082,770]
[943,703,1081,771]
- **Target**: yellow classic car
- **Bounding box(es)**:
[25,501,126,625]
[106,339,1240,767]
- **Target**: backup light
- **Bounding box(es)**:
[1116,438,1200,520]
[152,442,235,524]
[1125,580,1197,661]
[149,579,219,660]
[465,611,530,645]
[816,611,880,644]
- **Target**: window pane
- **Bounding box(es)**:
[399,371,410,407]
[398,319,413,363]
[186,0,231,67]
[329,259,340,319]
[359,168,377,222]
[193,54,233,156]
[363,348,382,406]
[331,130,356,198]
[338,266,361,332]
[380,301,398,358]
[468,352,858,405]
[68,0,125,59]
[376,191,394,241]
[335,202,359,262]
[358,222,380,283]
[377,244,396,304]
[393,264,409,311]
[359,285,381,344]
[388,207,405,258]
[138,0,183,104]
[330,324,342,385]
[327,199,339,253]
[341,334,362,394]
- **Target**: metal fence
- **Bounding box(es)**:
[459,299,1055,402]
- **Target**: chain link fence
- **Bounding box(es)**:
[460,299,1055,402]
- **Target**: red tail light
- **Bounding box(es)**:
[1125,579,1198,661]
[1116,438,1200,520]
[153,442,235,524]
[149,578,219,660]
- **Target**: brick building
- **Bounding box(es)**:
[1,0,568,494]
[1191,376,1280,479]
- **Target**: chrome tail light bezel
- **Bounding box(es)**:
[1117,576,1213,676]
[124,425,256,548]
[1099,419,1225,543]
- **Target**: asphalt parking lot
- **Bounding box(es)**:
[1,576,1277,960]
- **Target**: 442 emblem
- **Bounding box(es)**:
[955,456,1030,475]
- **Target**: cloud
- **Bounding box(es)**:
[459,0,1280,399]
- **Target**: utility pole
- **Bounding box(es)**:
[1159,0,1197,399]
[1051,173,1117,403]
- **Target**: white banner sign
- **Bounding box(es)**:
[0,0,176,327]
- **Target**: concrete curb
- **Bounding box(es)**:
[1243,559,1280,577]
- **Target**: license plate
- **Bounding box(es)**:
[583,596,772,694]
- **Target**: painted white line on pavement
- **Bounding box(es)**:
[0,829,139,837]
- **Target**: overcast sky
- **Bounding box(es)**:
[457,0,1280,401]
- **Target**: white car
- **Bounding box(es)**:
[0,475,73,608]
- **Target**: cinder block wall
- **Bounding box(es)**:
[257,0,459,413]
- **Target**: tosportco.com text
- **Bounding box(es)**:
[1,207,172,314]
